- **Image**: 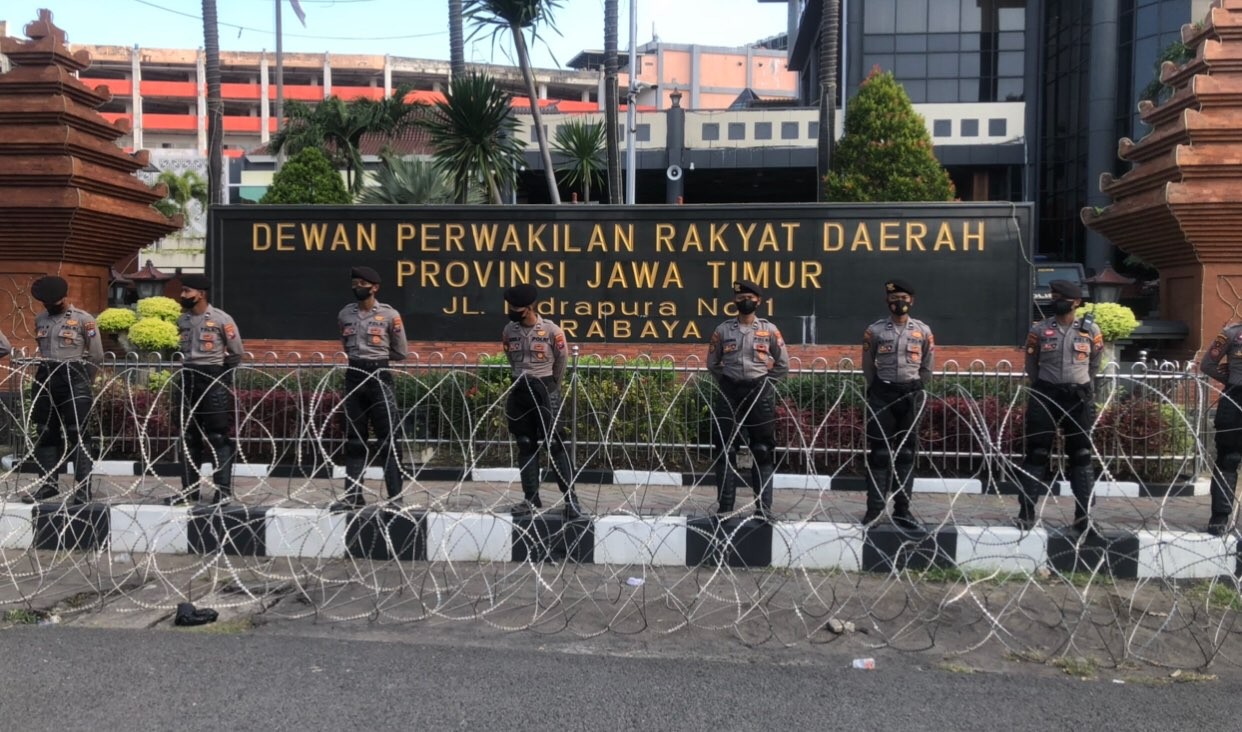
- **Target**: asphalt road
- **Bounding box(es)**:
[0,624,1237,731]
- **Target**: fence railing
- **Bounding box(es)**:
[0,352,1210,484]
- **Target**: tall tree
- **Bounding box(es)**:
[267,87,419,194]
[552,118,605,202]
[357,155,455,205]
[603,0,620,204]
[449,0,466,77]
[152,170,209,222]
[823,70,955,202]
[465,0,563,204]
[418,71,525,204]
[202,0,223,205]
[816,0,839,202]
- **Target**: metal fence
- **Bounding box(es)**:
[0,352,1210,484]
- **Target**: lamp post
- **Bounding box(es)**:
[108,267,134,306]
[127,259,172,300]
[1084,265,1134,304]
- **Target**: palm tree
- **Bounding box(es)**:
[267,86,420,194]
[449,0,466,77]
[152,170,209,223]
[418,71,524,204]
[357,155,454,204]
[552,118,605,202]
[603,0,620,204]
[464,0,563,204]
[817,0,840,202]
[202,0,223,205]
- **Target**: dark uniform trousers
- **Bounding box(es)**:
[31,361,94,496]
[712,377,778,512]
[1211,385,1242,520]
[1019,380,1095,521]
[506,374,573,505]
[343,360,403,501]
[865,380,925,515]
[179,365,235,499]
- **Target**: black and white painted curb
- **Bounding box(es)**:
[10,460,1208,498]
[0,502,1237,581]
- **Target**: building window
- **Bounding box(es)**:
[933,119,952,137]
[808,121,820,138]
[754,122,772,140]
[728,122,746,140]
[636,124,651,142]
[702,122,720,141]
[988,118,1007,137]
[781,121,799,140]
[961,118,979,137]
[529,125,545,142]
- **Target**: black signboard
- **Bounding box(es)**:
[208,203,1033,345]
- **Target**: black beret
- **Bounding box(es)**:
[505,283,538,308]
[351,266,381,285]
[181,273,211,291]
[31,276,68,303]
[732,280,763,298]
[1049,279,1082,299]
[884,279,914,296]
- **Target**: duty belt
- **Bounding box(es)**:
[348,358,389,371]
[872,379,923,395]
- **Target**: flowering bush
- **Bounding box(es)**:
[136,296,182,323]
[96,307,138,334]
[127,317,179,353]
[1076,302,1140,341]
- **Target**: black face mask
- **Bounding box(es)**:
[508,309,527,323]
[888,300,911,316]
[353,286,373,301]
[43,302,65,315]
[179,296,198,309]
[1052,299,1075,316]
[735,299,758,315]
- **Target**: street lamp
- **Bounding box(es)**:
[1085,265,1135,304]
[127,259,172,300]
[108,267,133,306]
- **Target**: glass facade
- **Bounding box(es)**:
[860,0,1026,103]
[1038,0,1092,260]
[1119,0,1190,139]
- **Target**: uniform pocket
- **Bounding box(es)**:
[366,324,385,345]
[906,343,922,364]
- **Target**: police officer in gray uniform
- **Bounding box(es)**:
[24,276,103,504]
[0,330,11,358]
[1199,322,1242,535]
[861,279,935,530]
[336,266,409,509]
[502,284,585,519]
[1017,280,1103,534]
[167,274,244,505]
[707,280,790,519]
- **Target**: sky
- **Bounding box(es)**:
[6,0,793,69]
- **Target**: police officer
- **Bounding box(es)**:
[1016,280,1103,534]
[0,330,10,358]
[336,266,409,509]
[23,276,103,504]
[167,274,244,505]
[706,280,789,519]
[502,283,585,519]
[1198,322,1242,535]
[861,279,935,530]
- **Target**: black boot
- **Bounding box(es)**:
[861,468,889,526]
[21,445,61,504]
[890,458,922,532]
[331,458,367,512]
[549,441,585,519]
[511,457,543,516]
[167,444,203,506]
[211,442,235,506]
[1068,463,1096,537]
[383,454,404,506]
[67,442,93,505]
[715,453,736,516]
[1014,465,1047,531]
[1208,462,1238,536]
[752,461,775,521]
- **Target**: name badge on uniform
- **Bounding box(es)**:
[877,343,895,354]
[910,331,923,339]
[722,340,738,353]
[1041,341,1058,352]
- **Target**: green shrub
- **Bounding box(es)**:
[97,307,138,334]
[136,296,182,324]
[1076,302,1140,342]
[261,147,351,204]
[127,317,179,353]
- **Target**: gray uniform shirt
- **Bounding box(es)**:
[177,306,243,367]
[1200,323,1242,387]
[707,317,790,382]
[863,317,935,386]
[35,307,103,363]
[338,301,408,361]
[503,316,567,381]
[0,330,10,359]
[1024,316,1103,385]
